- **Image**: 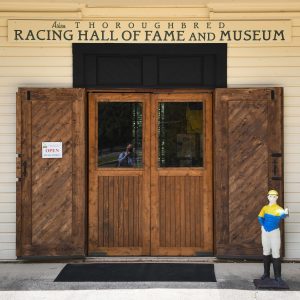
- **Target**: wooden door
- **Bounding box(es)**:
[88,93,151,256]
[16,88,86,257]
[150,93,213,256]
[89,91,213,256]
[214,88,283,258]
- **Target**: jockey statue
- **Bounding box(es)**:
[258,189,289,284]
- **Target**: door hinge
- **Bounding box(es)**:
[271,89,275,100]
[22,161,27,178]
[271,153,282,157]
[26,91,31,100]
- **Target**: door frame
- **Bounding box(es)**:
[87,88,214,256]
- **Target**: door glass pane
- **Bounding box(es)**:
[158,102,203,167]
[98,102,143,168]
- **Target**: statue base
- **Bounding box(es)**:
[254,278,289,289]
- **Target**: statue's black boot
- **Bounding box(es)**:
[260,255,272,280]
[273,258,284,284]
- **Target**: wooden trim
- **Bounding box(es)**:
[88,89,214,94]
[16,91,22,257]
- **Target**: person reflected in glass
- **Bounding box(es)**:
[117,143,136,167]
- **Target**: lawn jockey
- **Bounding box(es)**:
[258,190,289,283]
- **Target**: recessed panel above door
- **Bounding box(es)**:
[73,44,227,88]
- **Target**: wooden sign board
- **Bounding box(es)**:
[8,19,292,44]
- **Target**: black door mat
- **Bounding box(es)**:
[254,278,289,289]
[54,263,216,282]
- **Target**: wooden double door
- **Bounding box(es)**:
[16,87,283,259]
[88,91,213,256]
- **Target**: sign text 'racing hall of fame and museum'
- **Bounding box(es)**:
[8,20,292,43]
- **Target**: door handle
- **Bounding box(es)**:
[22,161,27,178]
[271,153,282,180]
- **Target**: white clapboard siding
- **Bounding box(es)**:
[0,57,72,67]
[0,47,72,56]
[0,203,15,213]
[228,57,300,67]
[285,154,300,163]
[284,105,300,117]
[286,173,300,183]
[286,233,300,243]
[0,11,300,260]
[0,104,16,114]
[0,153,15,164]
[228,77,300,86]
[0,250,16,260]
[0,223,16,233]
[0,125,15,135]
[0,134,16,144]
[228,47,300,57]
[0,174,16,183]
[284,213,300,224]
[0,67,72,77]
[229,67,300,77]
[0,183,15,193]
[0,242,15,250]
[0,161,16,170]
[0,233,15,243]
[0,193,15,203]
[0,212,15,222]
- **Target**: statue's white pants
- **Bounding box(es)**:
[261,227,281,258]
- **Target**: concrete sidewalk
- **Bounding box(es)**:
[0,261,299,299]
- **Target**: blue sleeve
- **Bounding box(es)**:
[280,213,287,220]
[118,152,125,162]
[258,216,264,226]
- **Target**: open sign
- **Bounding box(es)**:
[42,142,63,158]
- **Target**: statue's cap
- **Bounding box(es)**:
[268,189,278,196]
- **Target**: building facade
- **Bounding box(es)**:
[0,0,299,260]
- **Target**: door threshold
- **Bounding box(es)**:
[84,257,217,263]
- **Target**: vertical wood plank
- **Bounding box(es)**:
[113,176,119,247]
[118,176,124,247]
[180,176,185,248]
[195,177,201,247]
[133,176,138,247]
[108,176,114,247]
[88,93,98,251]
[185,176,191,247]
[98,177,104,247]
[170,176,176,247]
[165,177,171,247]
[159,177,166,247]
[138,175,143,247]
[190,176,196,247]
[103,176,109,247]
[175,176,181,247]
[123,176,129,246]
[128,176,134,246]
[22,92,32,247]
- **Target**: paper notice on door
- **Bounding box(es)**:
[42,142,63,158]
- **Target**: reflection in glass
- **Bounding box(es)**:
[98,102,143,168]
[158,102,203,167]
